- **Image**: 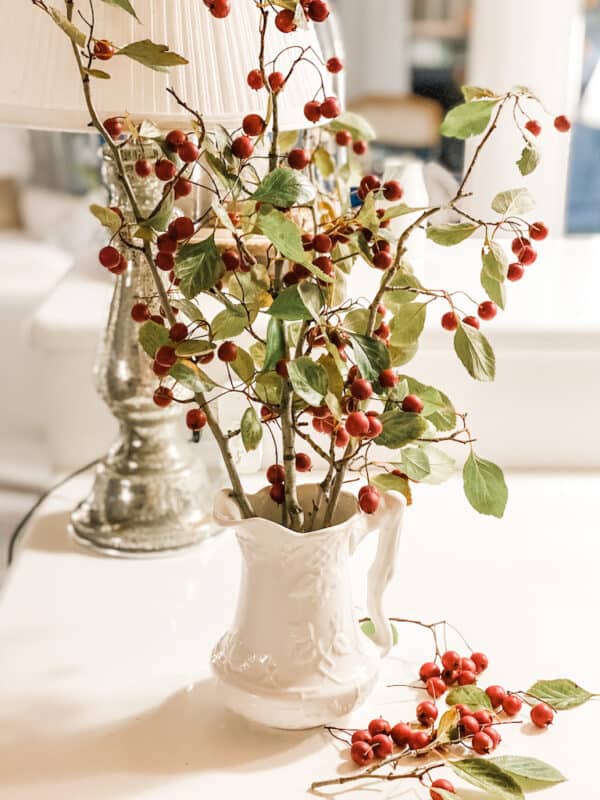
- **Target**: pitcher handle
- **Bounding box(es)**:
[360,490,405,657]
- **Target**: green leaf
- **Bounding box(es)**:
[349,334,391,382]
[318,355,344,400]
[399,446,430,481]
[82,67,111,80]
[175,235,223,299]
[396,376,456,431]
[462,85,498,102]
[48,6,87,47]
[490,757,566,788]
[383,203,427,221]
[454,323,496,381]
[441,99,499,139]
[231,347,255,384]
[170,299,205,323]
[356,192,380,233]
[481,270,506,310]
[116,39,188,72]
[450,759,524,800]
[517,143,540,176]
[426,222,480,246]
[370,472,412,503]
[138,320,170,358]
[312,146,335,178]
[255,206,307,265]
[463,451,508,518]
[360,618,399,646]
[89,204,121,234]
[251,167,315,206]
[527,679,593,710]
[169,361,215,393]
[268,285,317,321]
[263,317,286,371]
[390,303,427,347]
[277,129,300,151]
[383,265,423,310]
[343,308,382,335]
[446,685,493,710]
[249,341,266,369]
[143,191,174,233]
[389,341,418,367]
[492,187,536,218]
[174,340,214,357]
[482,241,509,281]
[287,357,328,406]
[420,445,456,484]
[99,0,139,20]
[205,152,239,192]
[240,406,262,452]
[328,111,376,142]
[254,372,283,406]
[211,305,249,340]
[298,282,324,321]
[375,410,429,449]
[435,707,461,744]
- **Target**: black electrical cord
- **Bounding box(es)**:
[6,459,100,567]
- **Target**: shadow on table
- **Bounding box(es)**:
[15,510,100,558]
[0,678,322,796]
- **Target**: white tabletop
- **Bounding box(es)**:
[0,472,598,799]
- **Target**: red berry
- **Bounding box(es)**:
[153,386,173,408]
[169,322,188,342]
[93,39,115,61]
[335,427,350,448]
[313,233,333,253]
[268,71,285,92]
[303,100,322,124]
[531,702,554,728]
[186,408,207,430]
[478,301,497,321]
[486,685,506,708]
[460,715,480,736]
[458,670,476,686]
[157,234,177,254]
[222,249,240,271]
[402,394,424,414]
[135,159,152,178]
[455,704,472,717]
[486,726,501,748]
[408,730,431,750]
[525,119,542,137]
[502,694,523,716]
[529,221,549,241]
[307,0,330,22]
[153,360,170,377]
[390,722,412,747]
[463,316,480,329]
[351,730,372,745]
[473,709,493,726]
[155,252,174,272]
[103,117,123,139]
[171,216,195,241]
[217,341,238,362]
[441,651,460,671]
[232,136,254,159]
[426,677,447,699]
[242,114,266,137]
[518,245,537,265]
[379,369,398,389]
[269,482,285,504]
[174,178,192,199]
[419,662,441,682]
[472,731,493,755]
[346,411,370,438]
[266,464,285,485]
[209,0,230,18]
[374,321,390,339]
[350,378,373,401]
[416,701,438,726]
[131,303,150,323]
[353,140,368,155]
[326,56,343,73]
[178,140,199,163]
[507,262,525,281]
[554,114,571,132]
[166,130,187,150]
[359,487,381,514]
[155,345,177,368]
[441,311,459,331]
[350,740,374,766]
[247,69,264,90]
[366,415,383,438]
[460,657,477,673]
[383,180,403,201]
[320,96,341,119]
[275,8,296,32]
[373,251,393,270]
[295,452,312,472]
[288,148,310,170]
[99,245,120,269]
[442,669,459,686]
[511,235,530,254]
[431,779,456,800]
[360,174,381,194]
[155,159,177,182]
[471,652,488,673]
[371,733,393,758]
[368,718,391,737]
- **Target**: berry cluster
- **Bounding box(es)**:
[266,454,312,503]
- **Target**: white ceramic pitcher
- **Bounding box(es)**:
[211,484,404,729]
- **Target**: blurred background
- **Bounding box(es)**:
[1,0,599,574]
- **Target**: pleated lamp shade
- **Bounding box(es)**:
[0,1,330,132]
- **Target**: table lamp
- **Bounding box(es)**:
[0,0,331,555]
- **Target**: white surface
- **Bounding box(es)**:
[0,472,598,799]
[0,1,330,132]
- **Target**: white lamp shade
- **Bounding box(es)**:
[0,1,331,132]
